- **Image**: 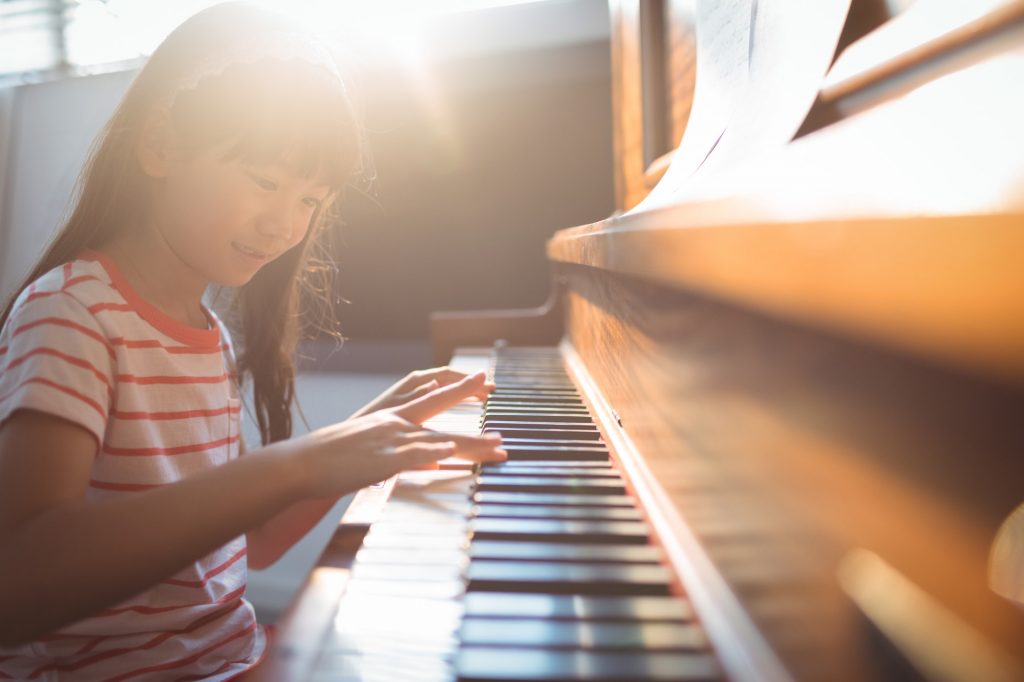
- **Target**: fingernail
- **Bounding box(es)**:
[484,432,502,440]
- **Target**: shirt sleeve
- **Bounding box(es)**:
[0,291,115,448]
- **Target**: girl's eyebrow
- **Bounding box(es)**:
[251,162,330,193]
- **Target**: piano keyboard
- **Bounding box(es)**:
[314,346,722,682]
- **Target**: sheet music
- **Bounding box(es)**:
[693,0,851,175]
[634,0,851,211]
[633,0,753,211]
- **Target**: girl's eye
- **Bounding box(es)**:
[249,173,276,191]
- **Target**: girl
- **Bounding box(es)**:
[0,2,505,679]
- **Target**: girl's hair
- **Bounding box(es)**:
[0,2,363,446]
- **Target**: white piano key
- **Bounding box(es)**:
[370,517,470,533]
[355,547,470,566]
[343,578,466,600]
[311,651,455,682]
[361,531,469,550]
[351,562,465,582]
[364,522,470,540]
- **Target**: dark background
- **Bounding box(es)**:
[327,8,615,342]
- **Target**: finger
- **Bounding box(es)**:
[400,367,465,392]
[417,367,471,387]
[394,371,488,424]
[393,441,457,469]
[400,379,438,403]
[399,441,507,468]
[405,431,505,462]
[449,446,508,464]
[372,413,418,434]
[472,382,496,401]
[396,430,502,449]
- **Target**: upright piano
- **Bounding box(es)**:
[249,1,1024,680]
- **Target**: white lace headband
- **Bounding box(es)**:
[160,27,345,107]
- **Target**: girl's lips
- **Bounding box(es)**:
[232,242,272,261]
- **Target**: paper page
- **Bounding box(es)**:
[635,0,851,210]
[632,0,753,211]
[693,0,852,176]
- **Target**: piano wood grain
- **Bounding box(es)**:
[556,261,1024,679]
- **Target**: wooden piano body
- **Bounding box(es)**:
[252,2,1024,680]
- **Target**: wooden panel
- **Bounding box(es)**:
[549,212,1024,386]
[430,278,564,365]
[664,0,696,149]
[558,261,1024,679]
[610,0,697,211]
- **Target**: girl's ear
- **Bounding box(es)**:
[135,106,178,178]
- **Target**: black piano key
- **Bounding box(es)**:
[469,540,659,563]
[466,561,672,595]
[456,648,720,681]
[487,405,593,411]
[485,413,594,424]
[459,618,707,651]
[487,394,584,402]
[487,395,585,402]
[488,404,586,413]
[470,518,649,544]
[491,381,576,390]
[483,420,600,432]
[476,476,625,495]
[502,450,609,463]
[485,404,591,414]
[481,460,612,471]
[463,592,693,622]
[496,438,607,448]
[473,492,635,507]
[479,466,619,478]
[491,384,579,392]
[484,426,603,441]
[473,505,642,521]
[491,387,581,399]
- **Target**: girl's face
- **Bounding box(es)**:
[152,144,330,287]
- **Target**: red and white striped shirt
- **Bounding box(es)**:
[0,250,266,681]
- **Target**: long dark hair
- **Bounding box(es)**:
[0,3,363,446]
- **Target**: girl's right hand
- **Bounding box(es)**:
[295,372,505,498]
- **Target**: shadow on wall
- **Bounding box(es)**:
[318,40,615,341]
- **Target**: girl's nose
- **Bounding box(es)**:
[256,201,296,241]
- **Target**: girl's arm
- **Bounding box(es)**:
[0,409,305,646]
[0,374,501,646]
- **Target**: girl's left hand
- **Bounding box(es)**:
[351,366,494,419]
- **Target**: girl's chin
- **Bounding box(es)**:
[206,263,262,288]
[218,268,262,287]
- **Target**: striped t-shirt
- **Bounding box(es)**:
[0,250,266,681]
